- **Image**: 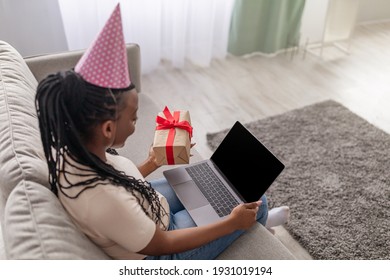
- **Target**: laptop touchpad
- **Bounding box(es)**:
[172,181,209,210]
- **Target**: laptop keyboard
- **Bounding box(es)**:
[186,163,240,217]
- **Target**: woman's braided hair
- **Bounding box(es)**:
[35,70,167,227]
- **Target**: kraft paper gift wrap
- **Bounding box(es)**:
[153,106,193,165]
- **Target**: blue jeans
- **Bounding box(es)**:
[145,178,268,260]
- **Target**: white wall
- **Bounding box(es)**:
[300,0,330,44]
[0,0,68,57]
[300,0,390,45]
[358,0,390,23]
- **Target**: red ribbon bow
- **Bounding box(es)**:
[156,106,193,165]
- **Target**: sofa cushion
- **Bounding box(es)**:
[0,41,49,219]
[0,41,110,259]
[4,180,110,259]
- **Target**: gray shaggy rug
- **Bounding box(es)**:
[207,100,390,260]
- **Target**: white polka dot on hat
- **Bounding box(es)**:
[75,3,131,89]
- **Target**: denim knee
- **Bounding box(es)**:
[256,195,268,226]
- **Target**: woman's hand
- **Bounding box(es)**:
[139,199,261,256]
[137,145,160,178]
[228,201,261,230]
[146,144,161,168]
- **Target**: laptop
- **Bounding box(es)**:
[163,121,285,226]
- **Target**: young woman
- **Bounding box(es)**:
[35,70,289,260]
[35,3,289,260]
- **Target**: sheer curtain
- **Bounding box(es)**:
[58,0,234,73]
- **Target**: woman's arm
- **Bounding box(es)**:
[137,156,159,178]
[138,201,261,256]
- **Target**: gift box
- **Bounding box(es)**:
[153,106,193,165]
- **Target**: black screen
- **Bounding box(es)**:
[211,121,285,202]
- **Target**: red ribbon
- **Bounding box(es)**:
[156,106,193,165]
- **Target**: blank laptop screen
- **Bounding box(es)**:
[210,121,285,202]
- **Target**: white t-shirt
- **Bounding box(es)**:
[58,153,170,259]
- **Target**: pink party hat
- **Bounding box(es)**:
[75,3,130,89]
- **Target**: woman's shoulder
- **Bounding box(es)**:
[106,152,133,165]
[105,152,145,181]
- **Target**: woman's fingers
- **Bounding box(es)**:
[244,200,262,210]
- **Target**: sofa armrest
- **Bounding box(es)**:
[216,224,295,260]
[24,44,141,93]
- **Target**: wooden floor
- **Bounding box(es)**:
[142,22,390,259]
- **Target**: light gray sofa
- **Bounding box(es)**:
[0,40,295,260]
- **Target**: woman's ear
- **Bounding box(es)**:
[101,120,116,141]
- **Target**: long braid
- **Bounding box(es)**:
[36,70,167,227]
